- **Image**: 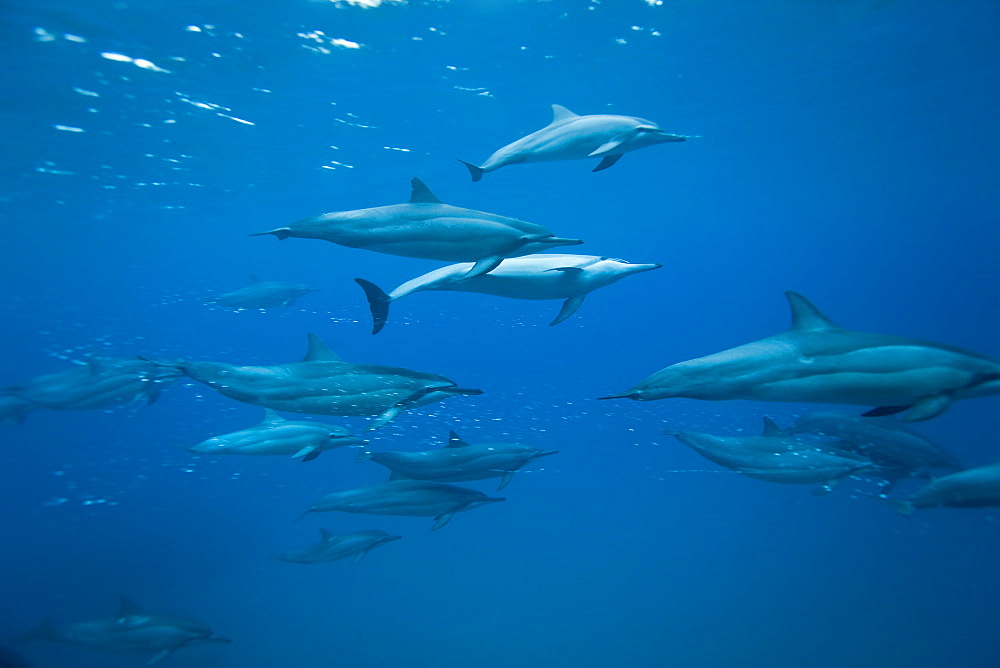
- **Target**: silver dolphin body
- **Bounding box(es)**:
[152,334,482,430]
[601,291,1000,422]
[18,597,230,665]
[361,430,558,490]
[203,275,319,309]
[5,357,181,411]
[355,254,662,334]
[669,420,873,490]
[274,528,401,564]
[298,479,505,530]
[892,461,1000,514]
[252,178,582,279]
[185,408,365,461]
[459,104,687,180]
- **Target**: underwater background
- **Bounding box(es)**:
[2,0,999,666]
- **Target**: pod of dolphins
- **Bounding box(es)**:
[5,103,999,665]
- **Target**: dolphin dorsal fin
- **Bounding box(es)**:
[249,274,262,283]
[785,291,838,331]
[118,597,142,618]
[446,430,469,448]
[550,104,579,124]
[761,417,784,437]
[318,528,335,541]
[409,178,443,204]
[260,408,285,424]
[302,333,344,362]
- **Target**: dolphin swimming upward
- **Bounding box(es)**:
[251,178,582,279]
[148,334,482,430]
[600,291,1000,422]
[458,104,687,181]
[355,254,662,334]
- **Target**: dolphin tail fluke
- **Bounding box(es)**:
[354,278,391,335]
[900,395,953,422]
[457,159,484,182]
[16,619,55,642]
[249,228,291,240]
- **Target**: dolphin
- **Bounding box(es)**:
[145,334,482,430]
[891,461,1000,514]
[458,104,687,181]
[18,597,230,665]
[297,479,505,530]
[359,430,558,490]
[5,357,181,411]
[251,178,583,279]
[355,254,661,334]
[185,408,365,461]
[273,528,401,564]
[784,411,962,482]
[0,395,36,425]
[600,291,1000,422]
[668,419,874,492]
[203,275,319,309]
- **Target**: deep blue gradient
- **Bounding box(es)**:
[2,1,999,666]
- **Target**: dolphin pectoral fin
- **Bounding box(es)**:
[889,499,914,515]
[588,139,625,157]
[901,395,952,422]
[431,512,456,531]
[458,159,485,182]
[498,471,515,490]
[464,256,504,279]
[294,446,321,462]
[593,154,623,172]
[146,647,177,666]
[354,550,368,564]
[862,405,911,418]
[370,406,405,431]
[550,296,586,326]
[145,386,164,406]
[355,448,372,463]
[354,278,392,335]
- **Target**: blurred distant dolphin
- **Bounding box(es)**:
[600,291,1000,422]
[458,104,687,180]
[146,334,481,430]
[891,461,1000,514]
[0,396,35,425]
[783,411,962,483]
[668,419,874,492]
[4,357,180,411]
[18,597,229,665]
[297,479,505,530]
[185,408,365,461]
[355,254,661,334]
[203,275,319,309]
[273,528,400,564]
[360,430,558,490]
[251,178,582,279]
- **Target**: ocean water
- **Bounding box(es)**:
[2,0,999,666]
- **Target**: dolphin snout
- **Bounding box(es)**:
[543,237,584,246]
[534,450,560,459]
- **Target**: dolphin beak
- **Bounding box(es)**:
[448,387,484,396]
[596,392,639,401]
[534,450,560,459]
[336,436,368,446]
[632,263,662,274]
[541,237,584,247]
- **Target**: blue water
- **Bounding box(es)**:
[2,1,999,666]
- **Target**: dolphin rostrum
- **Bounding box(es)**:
[297,479,505,530]
[273,528,401,564]
[203,275,319,309]
[146,334,482,430]
[359,430,558,490]
[18,597,230,665]
[600,291,1000,422]
[355,254,662,334]
[458,104,687,181]
[251,178,583,279]
[185,408,365,461]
